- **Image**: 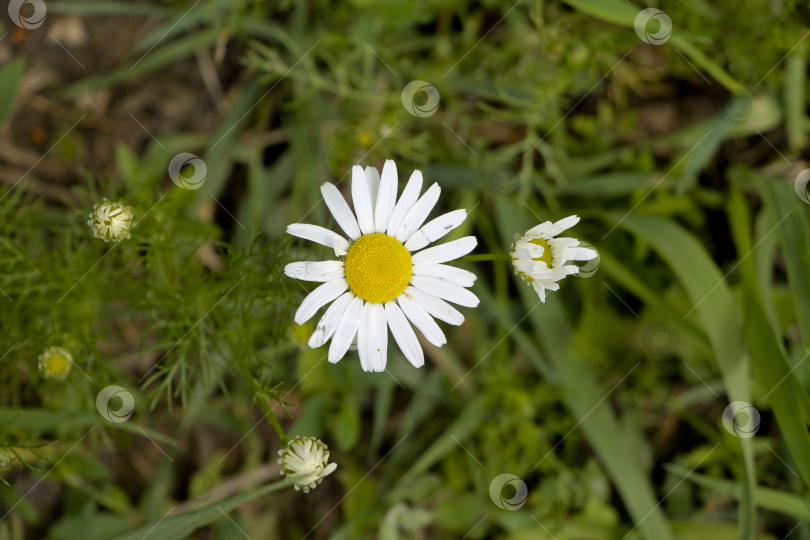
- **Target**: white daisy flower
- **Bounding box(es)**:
[511,215,597,302]
[38,346,73,380]
[88,198,134,242]
[277,436,337,493]
[285,160,479,372]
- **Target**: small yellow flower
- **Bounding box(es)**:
[88,198,134,242]
[38,346,73,380]
[278,436,337,493]
[0,447,14,473]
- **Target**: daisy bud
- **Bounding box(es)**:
[38,346,73,380]
[88,198,134,242]
[511,215,598,302]
[0,448,14,473]
[277,436,337,493]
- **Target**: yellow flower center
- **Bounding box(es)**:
[344,233,412,304]
[46,355,69,376]
[528,238,553,267]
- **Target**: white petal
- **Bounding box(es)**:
[527,215,580,238]
[321,183,361,240]
[412,264,476,288]
[547,215,581,236]
[374,160,398,233]
[404,209,467,251]
[386,169,423,236]
[385,302,424,367]
[410,275,479,308]
[365,166,380,213]
[329,296,364,363]
[395,183,441,242]
[398,294,446,347]
[284,261,345,282]
[402,286,464,326]
[532,282,547,302]
[308,291,354,348]
[566,246,598,261]
[411,236,477,265]
[287,223,350,256]
[352,165,375,235]
[294,278,348,325]
[358,302,387,372]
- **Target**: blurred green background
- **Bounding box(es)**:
[1,0,810,538]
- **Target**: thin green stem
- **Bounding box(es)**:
[460,253,512,262]
[257,399,289,446]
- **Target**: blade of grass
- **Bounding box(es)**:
[727,183,810,485]
[112,478,292,540]
[666,464,810,521]
[0,59,24,126]
[612,213,755,539]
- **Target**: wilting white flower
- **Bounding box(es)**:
[38,346,73,380]
[285,160,479,372]
[88,198,134,242]
[278,436,337,493]
[511,215,597,302]
[0,448,14,473]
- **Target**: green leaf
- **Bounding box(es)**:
[666,464,810,521]
[333,395,360,452]
[612,213,755,539]
[112,479,292,540]
[0,59,25,126]
[727,185,810,485]
[756,175,810,349]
